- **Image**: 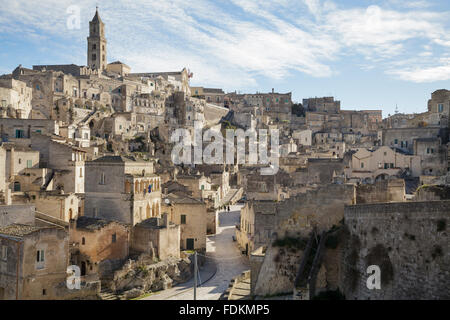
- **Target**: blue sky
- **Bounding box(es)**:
[1,0,450,117]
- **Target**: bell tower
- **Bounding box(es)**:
[87,7,107,71]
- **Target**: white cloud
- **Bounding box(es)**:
[0,0,450,87]
[387,58,450,82]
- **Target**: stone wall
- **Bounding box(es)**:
[342,201,449,300]
[355,179,405,204]
[275,184,355,237]
[253,245,302,296]
[0,204,35,227]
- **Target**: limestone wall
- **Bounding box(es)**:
[355,179,405,204]
[342,201,450,300]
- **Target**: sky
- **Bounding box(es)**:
[1,0,450,117]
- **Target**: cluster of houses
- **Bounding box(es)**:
[0,8,449,300]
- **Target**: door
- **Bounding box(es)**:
[186,238,195,250]
[81,261,86,276]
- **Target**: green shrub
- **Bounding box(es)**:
[272,237,308,250]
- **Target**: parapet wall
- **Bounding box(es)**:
[342,201,450,300]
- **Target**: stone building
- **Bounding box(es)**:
[0,119,59,141]
[292,129,312,146]
[346,146,421,182]
[0,224,68,299]
[131,215,180,260]
[0,204,35,227]
[162,192,206,252]
[381,126,444,154]
[30,133,86,194]
[0,77,32,119]
[0,144,39,197]
[69,216,130,279]
[34,191,81,222]
[303,97,340,114]
[191,87,225,107]
[427,89,450,127]
[236,200,277,255]
[84,156,161,226]
[413,137,448,176]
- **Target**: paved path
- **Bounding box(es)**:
[143,205,249,300]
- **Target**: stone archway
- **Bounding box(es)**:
[146,203,151,219]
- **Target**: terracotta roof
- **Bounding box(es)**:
[0,224,52,238]
[76,216,126,231]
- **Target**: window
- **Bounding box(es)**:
[18,158,21,164]
[92,44,96,50]
[42,289,46,296]
[15,129,24,138]
[361,162,364,169]
[27,160,32,168]
[1,245,7,261]
[390,163,394,168]
[92,54,96,61]
[394,139,398,145]
[13,181,21,192]
[438,104,444,112]
[181,215,186,224]
[36,84,40,91]
[427,148,430,154]
[79,168,83,178]
[36,249,45,263]
[112,233,117,243]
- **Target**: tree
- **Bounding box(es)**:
[292,103,305,117]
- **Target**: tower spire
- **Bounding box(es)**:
[87,7,107,71]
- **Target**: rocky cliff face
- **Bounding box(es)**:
[254,245,303,297]
[101,254,192,297]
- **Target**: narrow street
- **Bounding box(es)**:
[143,204,250,300]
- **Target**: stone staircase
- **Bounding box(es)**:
[98,287,124,300]
[220,187,243,206]
[293,229,319,300]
